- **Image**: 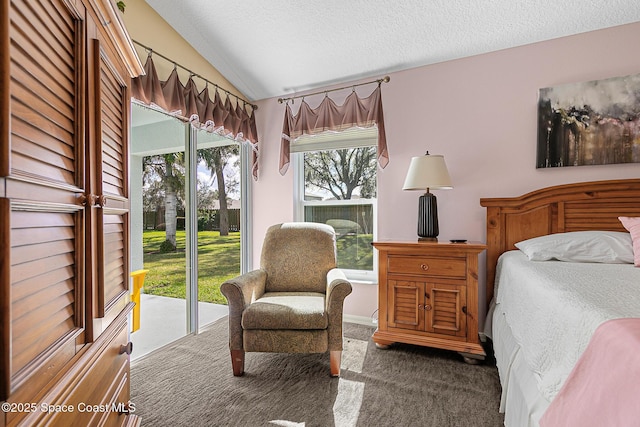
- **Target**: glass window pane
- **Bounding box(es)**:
[303,146,377,201]
[299,141,377,274]
[304,204,374,271]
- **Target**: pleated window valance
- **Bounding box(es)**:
[279,84,389,175]
[131,53,259,179]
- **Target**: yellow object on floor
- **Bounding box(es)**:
[130,269,149,332]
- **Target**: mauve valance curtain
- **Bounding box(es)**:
[279,85,389,175]
[131,54,259,179]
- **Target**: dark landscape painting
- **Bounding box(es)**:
[537,73,640,168]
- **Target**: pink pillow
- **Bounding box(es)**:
[619,217,640,267]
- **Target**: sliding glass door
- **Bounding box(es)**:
[131,104,190,354]
[194,128,243,328]
[131,103,250,353]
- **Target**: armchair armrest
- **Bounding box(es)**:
[326,268,352,309]
[220,269,267,350]
[326,268,353,351]
[221,269,267,307]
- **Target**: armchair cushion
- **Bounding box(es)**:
[241,292,328,330]
[243,329,328,353]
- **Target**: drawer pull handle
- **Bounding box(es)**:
[420,264,429,271]
[425,304,432,311]
[119,342,133,355]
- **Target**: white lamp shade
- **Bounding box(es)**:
[402,154,453,191]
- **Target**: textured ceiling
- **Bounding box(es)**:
[145,0,640,101]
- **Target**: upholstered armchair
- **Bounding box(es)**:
[220,222,353,377]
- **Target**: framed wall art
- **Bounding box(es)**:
[537,73,640,168]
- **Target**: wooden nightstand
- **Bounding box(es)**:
[372,241,487,363]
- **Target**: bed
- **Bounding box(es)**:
[479,179,640,427]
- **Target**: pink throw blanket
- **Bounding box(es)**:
[540,318,640,427]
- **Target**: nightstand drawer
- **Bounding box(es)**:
[388,255,466,277]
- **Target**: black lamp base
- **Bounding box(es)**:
[417,191,439,240]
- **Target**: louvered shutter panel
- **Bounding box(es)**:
[3,0,85,400]
[94,39,130,319]
[388,280,425,331]
[428,284,467,337]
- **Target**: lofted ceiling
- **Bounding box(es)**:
[145,0,640,101]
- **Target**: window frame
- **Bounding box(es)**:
[292,132,378,283]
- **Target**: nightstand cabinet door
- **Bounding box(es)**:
[388,279,426,331]
[428,282,467,337]
[387,279,467,337]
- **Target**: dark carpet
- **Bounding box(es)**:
[131,317,504,426]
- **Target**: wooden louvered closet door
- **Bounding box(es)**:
[89,36,131,335]
[1,0,143,425]
[2,0,87,405]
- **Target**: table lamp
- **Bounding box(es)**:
[402,152,453,241]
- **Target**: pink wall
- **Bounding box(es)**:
[252,22,640,323]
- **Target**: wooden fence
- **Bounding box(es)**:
[143,208,241,231]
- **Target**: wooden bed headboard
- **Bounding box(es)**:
[480,178,640,308]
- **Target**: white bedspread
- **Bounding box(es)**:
[494,250,640,401]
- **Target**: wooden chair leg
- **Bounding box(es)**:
[330,350,341,377]
[230,349,245,376]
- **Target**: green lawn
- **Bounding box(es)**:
[142,230,240,304]
[142,229,373,304]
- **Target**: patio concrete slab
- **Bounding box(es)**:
[130,293,228,360]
